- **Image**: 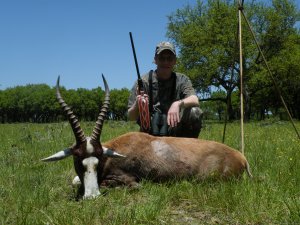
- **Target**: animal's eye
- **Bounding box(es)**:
[72,149,83,157]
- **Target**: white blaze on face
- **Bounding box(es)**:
[86,137,94,154]
[82,157,100,199]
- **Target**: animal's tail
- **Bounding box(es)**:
[245,161,253,178]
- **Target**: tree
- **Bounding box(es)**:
[167,0,300,120]
[244,0,300,120]
[110,88,130,120]
[268,33,300,119]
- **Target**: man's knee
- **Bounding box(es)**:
[181,107,203,124]
[169,107,203,138]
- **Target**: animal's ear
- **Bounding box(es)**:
[103,147,126,158]
[41,148,72,162]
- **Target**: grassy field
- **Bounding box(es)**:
[0,120,299,224]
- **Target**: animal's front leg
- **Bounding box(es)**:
[72,176,85,199]
[100,173,140,188]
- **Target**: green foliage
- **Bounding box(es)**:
[0,121,300,224]
[167,0,300,120]
[110,88,130,120]
[0,84,58,122]
[0,84,130,123]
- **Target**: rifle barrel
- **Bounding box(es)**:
[129,32,141,80]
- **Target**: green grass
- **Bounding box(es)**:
[0,120,300,224]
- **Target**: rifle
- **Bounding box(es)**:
[129,32,144,93]
[129,32,150,132]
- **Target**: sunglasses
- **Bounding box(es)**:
[157,55,176,62]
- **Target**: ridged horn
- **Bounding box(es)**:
[56,76,86,144]
[91,74,110,142]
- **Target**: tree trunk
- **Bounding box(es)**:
[243,87,251,121]
[226,92,235,121]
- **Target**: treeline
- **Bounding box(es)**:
[200,90,299,121]
[0,84,130,123]
[0,82,299,123]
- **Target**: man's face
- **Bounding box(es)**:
[154,50,176,79]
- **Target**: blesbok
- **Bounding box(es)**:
[42,75,252,199]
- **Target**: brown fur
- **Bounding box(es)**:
[100,132,252,187]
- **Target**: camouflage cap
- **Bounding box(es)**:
[155,41,176,56]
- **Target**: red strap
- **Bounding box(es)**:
[137,91,150,132]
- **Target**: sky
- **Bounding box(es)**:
[0,0,198,91]
[0,0,299,91]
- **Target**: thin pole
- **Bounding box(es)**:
[238,1,245,154]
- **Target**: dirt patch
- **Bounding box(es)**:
[160,200,224,225]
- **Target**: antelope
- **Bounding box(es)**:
[42,75,252,199]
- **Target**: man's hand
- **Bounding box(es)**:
[167,100,182,127]
[128,92,149,121]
